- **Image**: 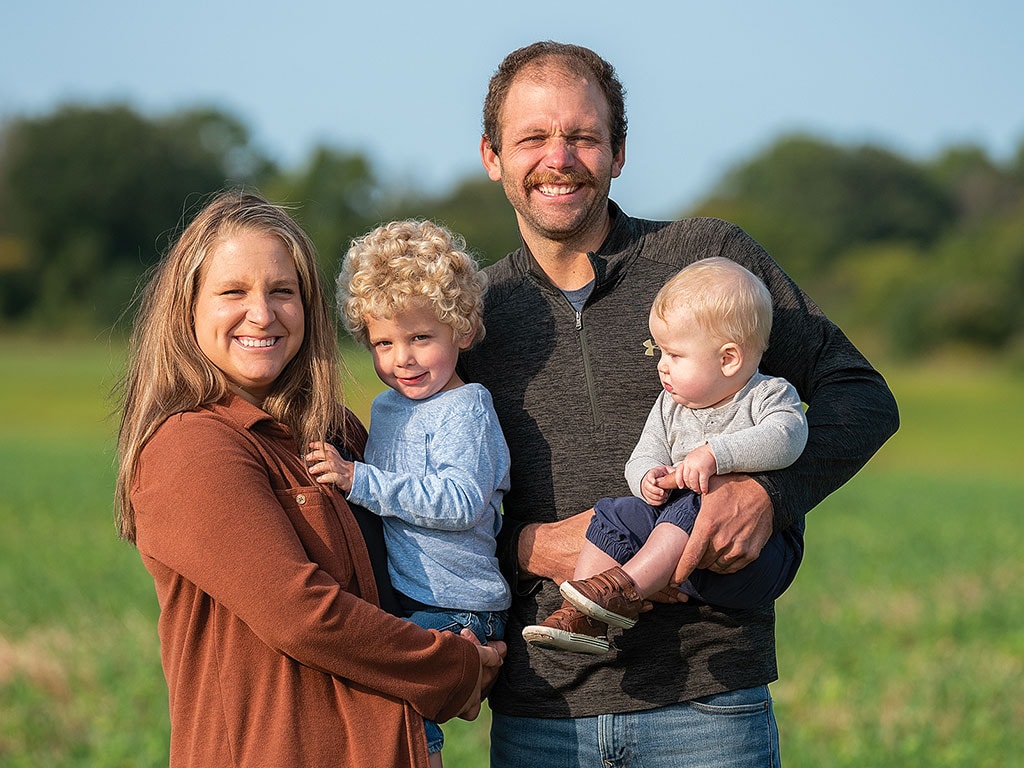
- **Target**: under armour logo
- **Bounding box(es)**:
[643,338,658,357]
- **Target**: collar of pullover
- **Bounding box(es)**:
[517,200,645,298]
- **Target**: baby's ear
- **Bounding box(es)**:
[720,342,744,376]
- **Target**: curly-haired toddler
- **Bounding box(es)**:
[306,220,511,767]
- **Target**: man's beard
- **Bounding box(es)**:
[508,168,609,244]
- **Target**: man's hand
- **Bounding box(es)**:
[671,474,773,585]
[456,630,506,721]
[646,585,690,605]
[517,511,590,586]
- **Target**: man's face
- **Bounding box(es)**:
[481,69,625,248]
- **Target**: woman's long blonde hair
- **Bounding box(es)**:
[114,190,343,543]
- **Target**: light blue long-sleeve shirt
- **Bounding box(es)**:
[348,383,511,612]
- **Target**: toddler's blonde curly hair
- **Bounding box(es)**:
[338,220,487,348]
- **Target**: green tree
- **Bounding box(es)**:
[263,145,380,276]
[897,200,1024,357]
[927,144,1021,223]
[0,104,273,328]
[690,134,955,288]
[387,176,520,267]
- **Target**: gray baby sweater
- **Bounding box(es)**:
[625,371,808,497]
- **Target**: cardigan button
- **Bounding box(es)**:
[296,494,307,505]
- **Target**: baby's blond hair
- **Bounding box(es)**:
[338,220,487,347]
[652,257,773,355]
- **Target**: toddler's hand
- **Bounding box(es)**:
[305,441,354,492]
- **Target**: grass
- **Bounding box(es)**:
[1,340,1021,766]
[773,360,1024,766]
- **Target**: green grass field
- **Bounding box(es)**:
[1,339,1021,767]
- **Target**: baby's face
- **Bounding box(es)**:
[649,307,737,410]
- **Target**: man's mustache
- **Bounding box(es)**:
[524,169,596,188]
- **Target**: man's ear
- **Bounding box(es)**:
[611,138,626,179]
[720,342,744,377]
[481,136,503,182]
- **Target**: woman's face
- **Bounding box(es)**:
[193,230,305,405]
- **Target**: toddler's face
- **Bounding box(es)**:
[365,298,472,401]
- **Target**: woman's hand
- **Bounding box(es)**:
[456,629,506,721]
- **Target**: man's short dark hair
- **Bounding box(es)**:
[482,41,627,156]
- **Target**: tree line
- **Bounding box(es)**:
[1,103,1021,362]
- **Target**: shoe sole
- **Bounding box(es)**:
[560,582,639,629]
[521,625,610,655]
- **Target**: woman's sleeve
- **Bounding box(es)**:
[132,415,477,723]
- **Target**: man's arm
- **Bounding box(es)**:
[507,511,591,588]
[718,223,900,530]
[673,474,773,582]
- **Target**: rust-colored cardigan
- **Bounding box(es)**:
[132,394,479,767]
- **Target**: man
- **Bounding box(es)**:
[460,41,898,767]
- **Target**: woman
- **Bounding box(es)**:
[115,190,503,767]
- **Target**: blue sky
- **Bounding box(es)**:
[3,1,1022,219]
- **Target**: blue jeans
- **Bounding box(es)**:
[490,685,781,768]
[402,598,507,755]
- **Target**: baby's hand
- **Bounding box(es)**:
[641,465,674,506]
[675,444,717,495]
[306,441,354,492]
